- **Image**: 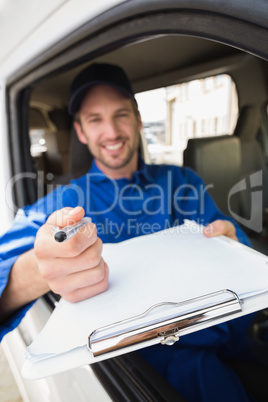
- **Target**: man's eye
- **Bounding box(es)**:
[89,118,101,123]
[117,113,128,118]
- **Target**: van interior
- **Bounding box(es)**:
[26,35,268,254]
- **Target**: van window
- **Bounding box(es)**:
[136,74,238,165]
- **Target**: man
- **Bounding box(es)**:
[0,63,254,401]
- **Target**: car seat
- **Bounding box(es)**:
[183,134,242,217]
[233,105,268,222]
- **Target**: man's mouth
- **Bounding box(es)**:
[104,142,124,151]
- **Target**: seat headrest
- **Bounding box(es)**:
[183,135,241,215]
[234,106,260,141]
[29,108,49,129]
[69,128,93,178]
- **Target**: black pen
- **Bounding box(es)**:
[52,217,92,242]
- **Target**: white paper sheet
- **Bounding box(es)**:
[23,221,268,379]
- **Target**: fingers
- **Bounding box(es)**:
[48,260,109,303]
[34,207,109,303]
[203,220,238,241]
[39,237,103,279]
[64,262,109,303]
[46,206,85,227]
[35,207,97,259]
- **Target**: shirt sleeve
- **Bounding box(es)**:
[0,184,67,341]
[0,183,78,340]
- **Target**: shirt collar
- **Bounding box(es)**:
[133,156,154,183]
[86,157,154,184]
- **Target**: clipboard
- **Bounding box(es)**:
[22,221,268,380]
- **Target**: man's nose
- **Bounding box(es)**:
[105,119,119,137]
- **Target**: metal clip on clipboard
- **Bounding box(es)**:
[88,289,242,357]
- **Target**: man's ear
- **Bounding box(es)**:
[74,121,87,144]
[137,112,143,132]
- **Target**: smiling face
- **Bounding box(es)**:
[74,85,142,179]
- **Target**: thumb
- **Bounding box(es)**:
[46,206,85,228]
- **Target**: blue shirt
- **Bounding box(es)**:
[0,159,250,340]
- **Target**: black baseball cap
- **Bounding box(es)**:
[68,63,135,115]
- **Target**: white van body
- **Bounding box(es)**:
[0,0,125,236]
[0,2,124,400]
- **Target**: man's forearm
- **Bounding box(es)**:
[0,249,50,323]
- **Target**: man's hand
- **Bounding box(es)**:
[203,220,238,241]
[35,206,109,303]
[0,206,108,322]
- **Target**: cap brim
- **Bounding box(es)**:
[68,81,134,116]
